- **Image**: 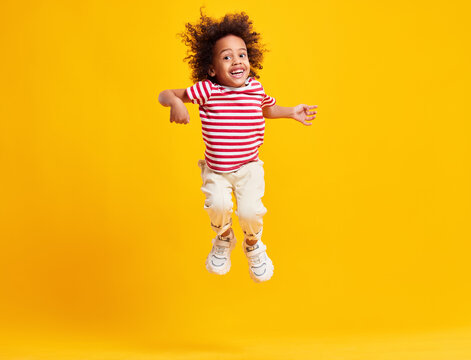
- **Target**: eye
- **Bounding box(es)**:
[223,56,231,60]
[240,53,247,58]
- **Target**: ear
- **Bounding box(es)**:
[208,66,215,77]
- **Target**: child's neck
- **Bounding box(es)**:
[214,77,250,88]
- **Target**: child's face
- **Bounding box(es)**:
[208,34,250,87]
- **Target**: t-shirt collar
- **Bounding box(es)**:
[214,77,252,90]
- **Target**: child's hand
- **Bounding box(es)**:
[292,104,318,126]
[170,100,190,124]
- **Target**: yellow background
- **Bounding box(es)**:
[1,0,470,358]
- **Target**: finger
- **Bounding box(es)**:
[306,111,317,116]
[297,119,312,126]
[306,116,316,120]
[308,105,318,109]
[176,117,188,124]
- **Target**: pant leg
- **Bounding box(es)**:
[198,160,234,236]
[233,160,267,242]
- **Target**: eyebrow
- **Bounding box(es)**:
[219,47,247,55]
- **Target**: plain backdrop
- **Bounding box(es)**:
[1,0,470,348]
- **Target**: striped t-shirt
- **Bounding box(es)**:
[186,77,276,173]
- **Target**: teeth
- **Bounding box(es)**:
[231,70,243,75]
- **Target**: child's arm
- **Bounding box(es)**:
[263,104,318,126]
[158,89,191,124]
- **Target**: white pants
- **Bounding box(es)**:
[198,159,267,242]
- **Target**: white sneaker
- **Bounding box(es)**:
[243,240,274,283]
[205,229,236,275]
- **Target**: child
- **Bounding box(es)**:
[158,11,317,283]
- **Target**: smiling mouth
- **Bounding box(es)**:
[230,69,245,78]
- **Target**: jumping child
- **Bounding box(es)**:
[158,11,318,283]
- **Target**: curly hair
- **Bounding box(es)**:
[180,9,266,84]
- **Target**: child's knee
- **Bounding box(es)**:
[237,201,266,223]
[204,195,233,215]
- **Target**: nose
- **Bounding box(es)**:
[232,57,241,65]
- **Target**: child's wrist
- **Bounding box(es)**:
[169,97,183,107]
[289,107,296,119]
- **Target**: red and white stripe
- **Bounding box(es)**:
[186,78,276,173]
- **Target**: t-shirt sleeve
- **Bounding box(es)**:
[186,80,212,106]
[261,93,276,108]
